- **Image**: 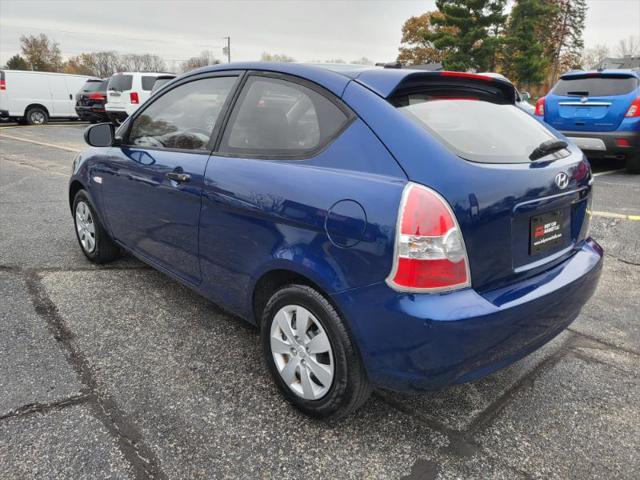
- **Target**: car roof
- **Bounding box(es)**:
[182,62,512,99]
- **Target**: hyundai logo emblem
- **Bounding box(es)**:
[580,96,588,103]
[555,172,569,189]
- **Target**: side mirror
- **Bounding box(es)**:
[520,91,531,102]
[84,123,115,147]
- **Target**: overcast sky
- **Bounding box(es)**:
[1,0,639,68]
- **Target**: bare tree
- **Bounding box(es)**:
[261,52,296,62]
[581,44,609,69]
[180,50,221,73]
[616,36,640,57]
[351,57,374,65]
[120,53,166,72]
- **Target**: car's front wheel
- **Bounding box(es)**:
[73,190,120,263]
[261,284,371,419]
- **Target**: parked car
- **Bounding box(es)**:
[0,69,95,124]
[105,72,169,124]
[150,74,177,95]
[71,63,603,419]
[75,78,109,123]
[536,70,640,172]
[481,72,535,114]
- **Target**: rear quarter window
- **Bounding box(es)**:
[141,76,158,91]
[400,99,561,164]
[108,74,133,91]
[552,76,639,96]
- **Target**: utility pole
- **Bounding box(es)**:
[222,36,231,63]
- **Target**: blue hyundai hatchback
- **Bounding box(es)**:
[70,63,603,418]
[535,70,640,173]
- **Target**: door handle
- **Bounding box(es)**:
[166,171,191,183]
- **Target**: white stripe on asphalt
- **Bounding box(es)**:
[593,169,622,177]
[0,132,81,153]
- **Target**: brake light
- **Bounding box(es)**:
[387,183,470,292]
[535,97,545,116]
[440,71,493,82]
[616,138,631,147]
[88,92,105,100]
[0,80,5,91]
[624,97,640,117]
[130,92,139,104]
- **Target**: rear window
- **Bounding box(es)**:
[82,80,103,92]
[108,74,133,91]
[552,76,639,97]
[141,76,159,91]
[399,99,560,164]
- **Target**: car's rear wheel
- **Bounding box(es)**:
[73,190,120,263]
[25,107,48,125]
[261,284,371,419]
[625,153,640,174]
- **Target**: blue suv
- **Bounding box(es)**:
[71,64,603,418]
[536,70,640,172]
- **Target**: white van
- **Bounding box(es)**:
[0,70,95,124]
[105,72,168,123]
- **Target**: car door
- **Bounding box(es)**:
[48,75,71,116]
[199,73,364,313]
[99,73,240,284]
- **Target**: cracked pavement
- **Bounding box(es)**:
[1,124,639,479]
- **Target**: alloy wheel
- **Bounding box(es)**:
[270,305,334,400]
[75,201,96,253]
[30,111,45,125]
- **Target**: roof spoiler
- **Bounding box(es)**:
[388,71,517,104]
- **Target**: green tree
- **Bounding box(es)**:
[5,54,29,70]
[425,0,507,71]
[20,33,63,72]
[547,0,587,83]
[502,0,555,89]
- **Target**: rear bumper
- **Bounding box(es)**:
[562,130,640,158]
[332,239,603,392]
[75,106,107,121]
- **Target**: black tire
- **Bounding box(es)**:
[625,152,640,174]
[72,189,120,263]
[261,284,371,419]
[25,106,48,125]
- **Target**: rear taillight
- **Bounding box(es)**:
[624,97,640,117]
[130,92,139,104]
[387,183,470,292]
[535,97,545,116]
[88,92,105,100]
[0,80,6,91]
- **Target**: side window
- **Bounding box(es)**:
[220,76,350,157]
[141,76,157,91]
[128,76,237,151]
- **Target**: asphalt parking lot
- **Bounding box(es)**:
[1,124,638,479]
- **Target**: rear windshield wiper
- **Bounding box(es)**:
[529,139,568,161]
[567,91,589,96]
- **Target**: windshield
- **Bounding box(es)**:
[399,99,562,164]
[108,74,133,92]
[552,76,639,96]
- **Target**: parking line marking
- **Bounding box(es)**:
[0,132,81,153]
[592,169,623,177]
[592,210,640,221]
